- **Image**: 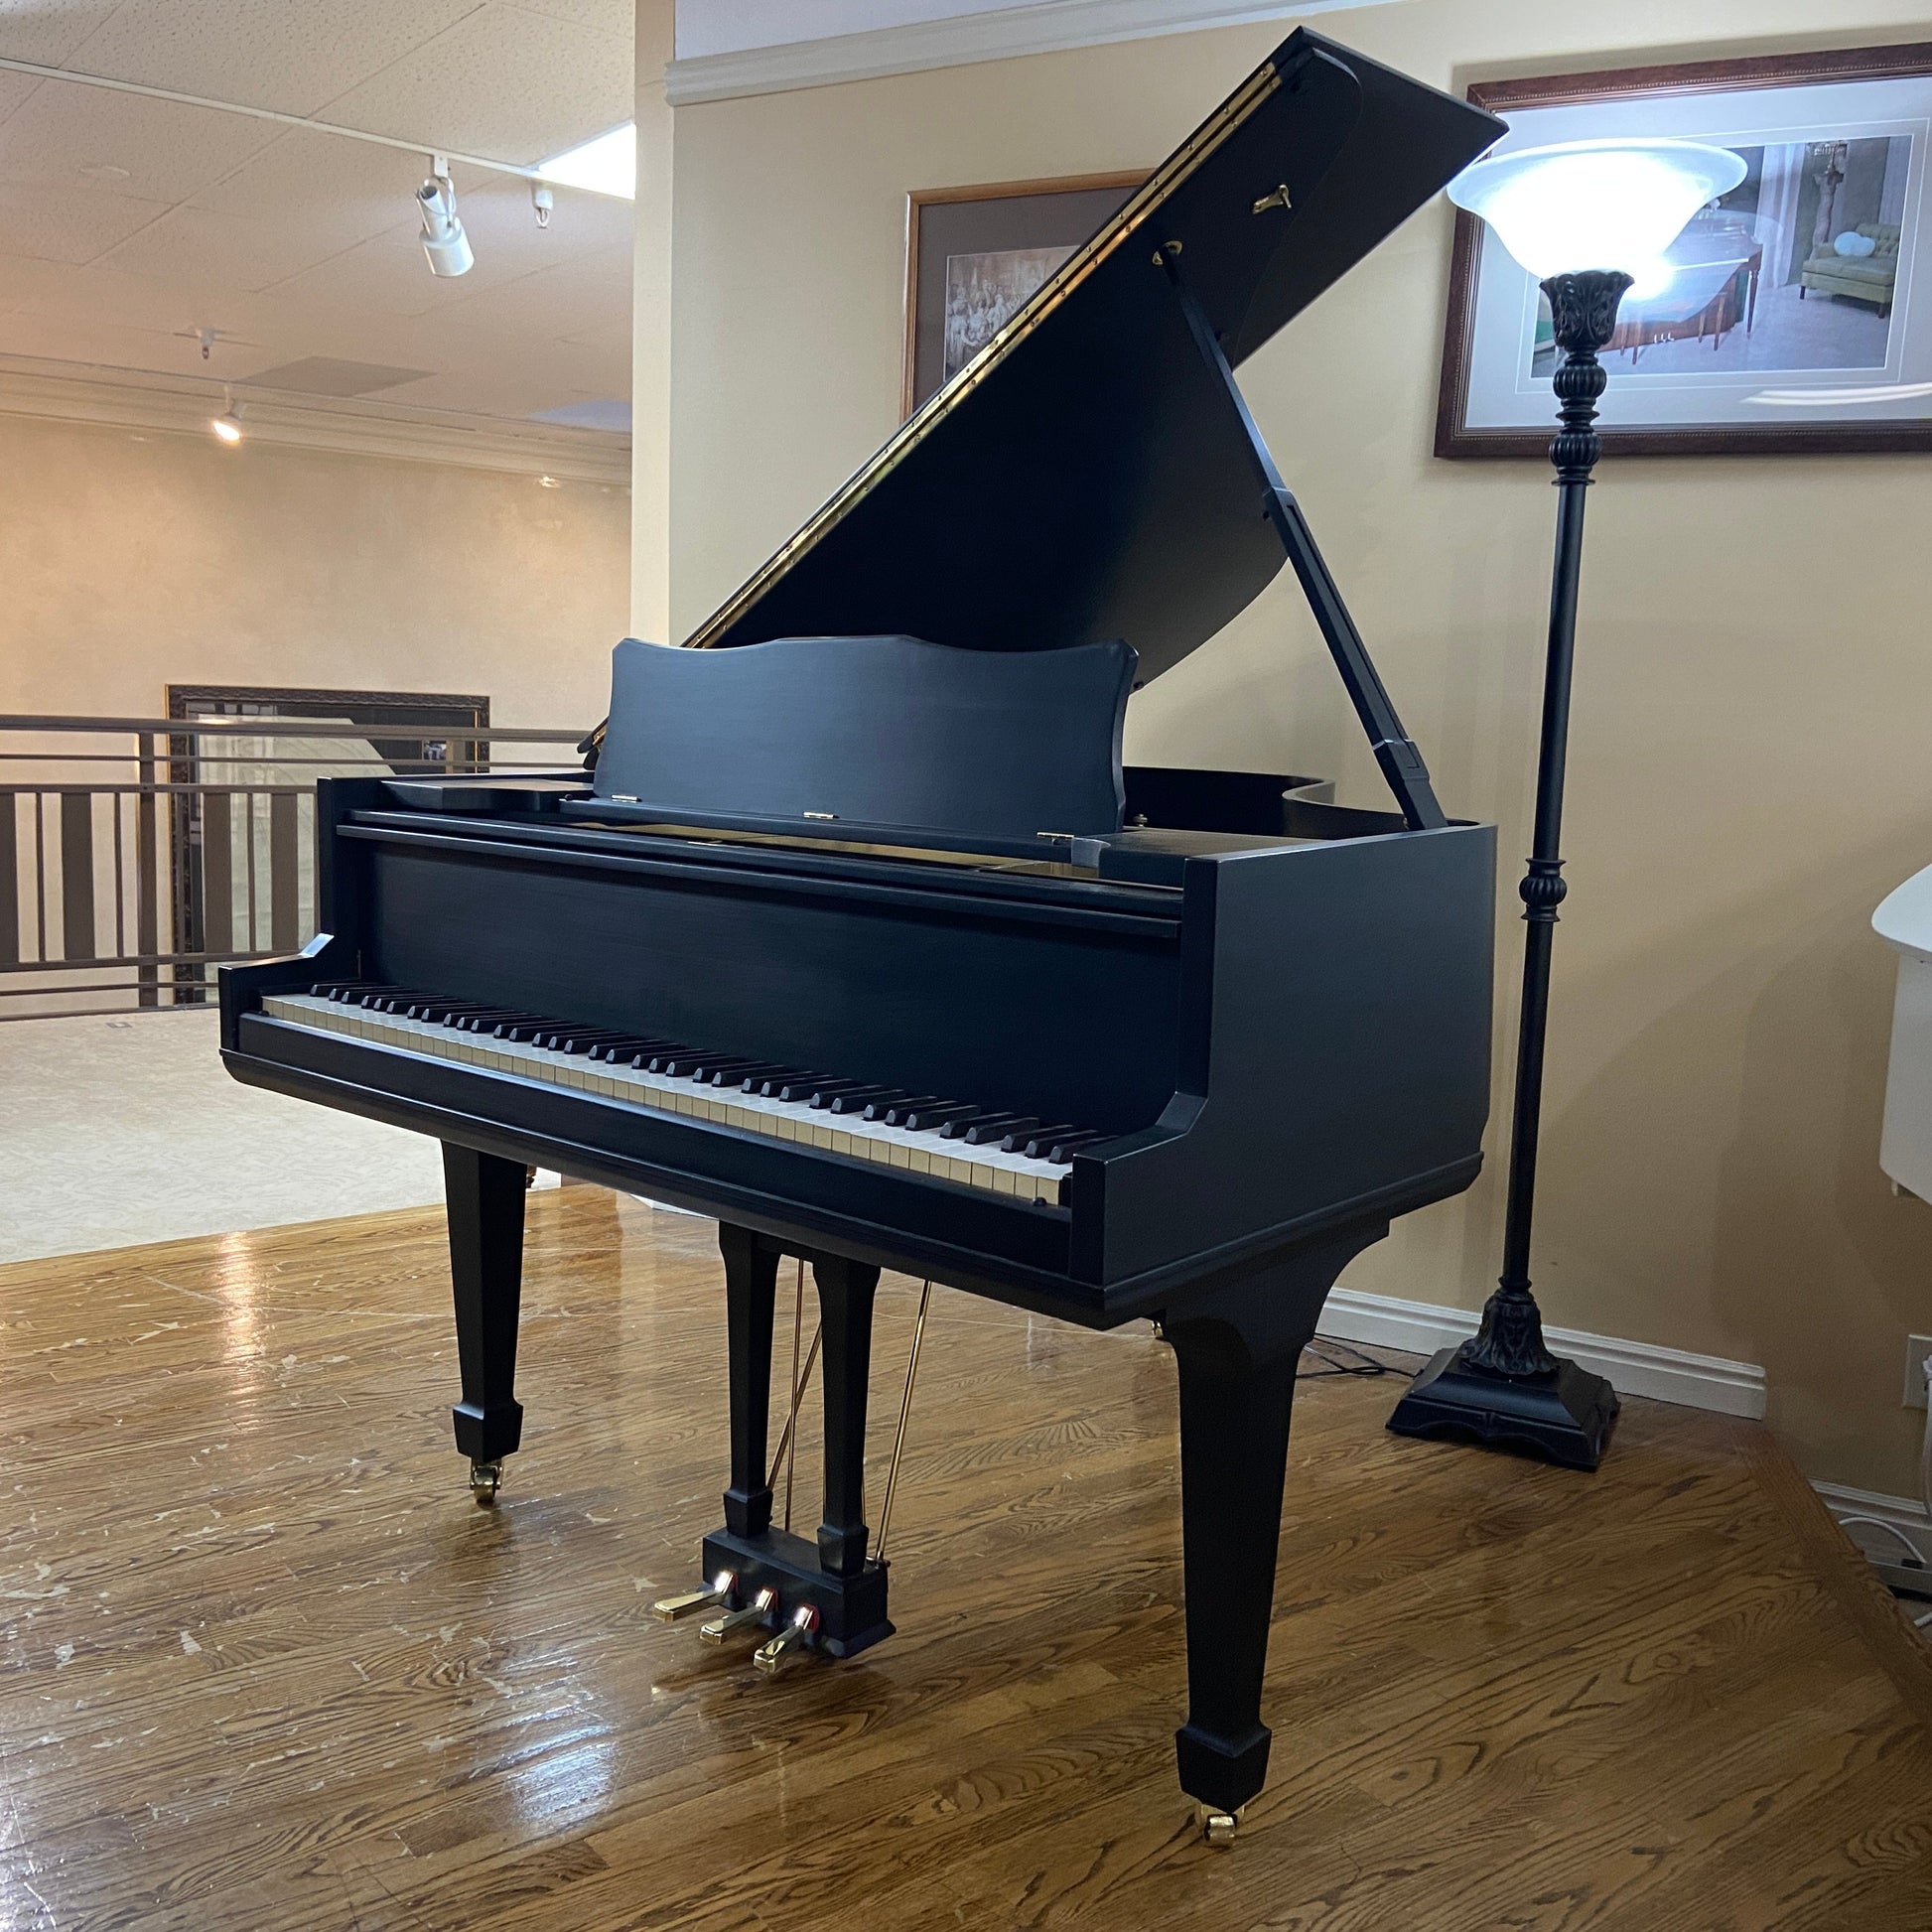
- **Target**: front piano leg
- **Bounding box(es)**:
[1163,1221,1385,1841]
[810,1254,882,1576]
[442,1142,528,1504]
[720,1222,781,1537]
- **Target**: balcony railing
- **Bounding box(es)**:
[0,713,589,1021]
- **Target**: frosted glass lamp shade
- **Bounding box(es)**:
[1448,138,1748,281]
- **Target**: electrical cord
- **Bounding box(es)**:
[1840,1349,1932,1628]
[1297,1340,1393,1381]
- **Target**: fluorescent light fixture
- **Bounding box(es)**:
[1449,138,1747,282]
[537,122,635,200]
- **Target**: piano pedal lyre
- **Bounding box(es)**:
[651,1570,736,1623]
[699,1587,778,1644]
[469,1458,504,1505]
[1196,1804,1245,1848]
[753,1604,819,1675]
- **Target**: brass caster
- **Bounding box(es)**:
[469,1458,503,1505]
[1197,1803,1244,1847]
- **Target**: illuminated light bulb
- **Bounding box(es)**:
[1449,139,1748,281]
[210,402,244,445]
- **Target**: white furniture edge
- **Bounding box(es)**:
[1317,1285,1768,1420]
[665,0,1402,105]
[0,358,631,485]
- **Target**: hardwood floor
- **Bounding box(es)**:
[2,1187,1929,1930]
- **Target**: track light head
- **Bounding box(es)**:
[210,397,244,445]
[418,166,474,277]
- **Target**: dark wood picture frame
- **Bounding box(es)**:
[1436,41,1932,458]
[901,171,1147,420]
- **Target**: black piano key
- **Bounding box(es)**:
[960,1114,1035,1146]
[684,1054,762,1084]
[866,1094,941,1122]
[896,1101,979,1131]
[311,980,383,1001]
[492,1020,556,1041]
[588,1035,676,1061]
[717,1060,790,1088]
[759,1071,833,1100]
[808,1081,891,1110]
[827,1086,906,1115]
[1006,1122,1079,1155]
[1046,1133,1109,1164]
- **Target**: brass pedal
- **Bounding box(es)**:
[699,1587,777,1644]
[651,1571,735,1623]
[753,1605,818,1675]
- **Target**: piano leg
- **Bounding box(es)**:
[809,1254,882,1577]
[720,1222,781,1538]
[442,1142,527,1503]
[1164,1221,1385,1838]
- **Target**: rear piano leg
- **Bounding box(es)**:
[1163,1222,1385,1843]
[442,1142,528,1503]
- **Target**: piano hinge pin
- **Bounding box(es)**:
[803,810,838,821]
[1197,1803,1245,1847]
[1251,183,1293,214]
[700,1587,778,1644]
[468,1458,503,1505]
[753,1604,819,1675]
[652,1570,736,1622]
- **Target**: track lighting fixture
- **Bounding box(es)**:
[418,158,474,277]
[210,395,244,445]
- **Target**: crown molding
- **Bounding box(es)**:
[0,357,631,485]
[664,0,1403,105]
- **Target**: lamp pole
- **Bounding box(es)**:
[1388,268,1630,1470]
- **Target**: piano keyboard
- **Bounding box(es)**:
[259,984,1106,1206]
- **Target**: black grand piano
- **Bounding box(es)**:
[220,31,1501,1840]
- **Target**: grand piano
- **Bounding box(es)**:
[220,30,1502,1841]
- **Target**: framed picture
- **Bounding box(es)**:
[1437,43,1932,457]
[901,171,1146,419]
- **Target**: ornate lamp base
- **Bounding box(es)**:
[1388,1346,1618,1470]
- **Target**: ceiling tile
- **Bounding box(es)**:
[261,210,550,319]
[61,0,483,117]
[96,200,364,290]
[244,353,435,394]
[321,4,631,164]
[0,2,123,66]
[0,85,279,204]
[505,0,634,28]
[0,177,167,263]
[432,244,630,335]
[187,128,431,255]
[0,71,42,126]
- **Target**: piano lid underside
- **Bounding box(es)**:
[693,34,1501,684]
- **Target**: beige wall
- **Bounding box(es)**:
[0,414,628,730]
[659,0,1932,1497]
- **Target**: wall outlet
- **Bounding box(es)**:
[1906,1335,1932,1411]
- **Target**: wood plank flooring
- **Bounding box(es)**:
[2,1186,1929,1930]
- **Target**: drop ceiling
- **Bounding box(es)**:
[0,1,634,428]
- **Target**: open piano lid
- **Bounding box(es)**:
[677,31,1502,684]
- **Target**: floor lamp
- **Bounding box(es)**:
[1389,139,1749,1471]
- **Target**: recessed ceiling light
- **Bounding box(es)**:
[536,123,635,200]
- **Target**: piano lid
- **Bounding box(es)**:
[680,31,1502,686]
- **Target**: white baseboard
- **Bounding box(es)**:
[1816,1480,1931,1536]
[1317,1286,1768,1420]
